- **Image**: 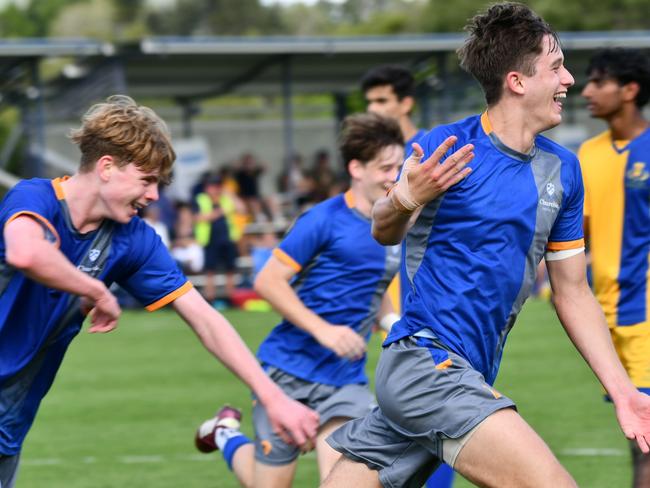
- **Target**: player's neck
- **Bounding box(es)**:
[60,174,105,233]
[607,108,649,142]
[401,119,419,145]
[349,185,372,217]
[484,106,537,155]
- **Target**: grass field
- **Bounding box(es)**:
[18,299,630,487]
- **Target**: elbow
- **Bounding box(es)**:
[6,246,36,270]
[372,224,400,246]
[253,273,269,298]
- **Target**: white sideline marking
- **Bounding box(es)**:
[22,449,313,466]
[561,448,626,457]
[119,455,164,464]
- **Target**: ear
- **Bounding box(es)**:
[400,96,415,116]
[348,159,364,180]
[96,155,115,182]
[505,71,526,96]
[621,81,640,104]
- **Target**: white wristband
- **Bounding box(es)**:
[392,152,423,212]
[379,313,401,333]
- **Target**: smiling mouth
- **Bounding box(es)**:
[553,92,566,103]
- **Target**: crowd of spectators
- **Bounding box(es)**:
[134,148,347,307]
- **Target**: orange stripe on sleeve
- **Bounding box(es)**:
[546,238,585,251]
[4,211,61,248]
[145,281,194,312]
[272,248,302,272]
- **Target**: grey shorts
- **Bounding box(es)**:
[253,367,374,465]
[0,454,19,488]
[327,336,515,488]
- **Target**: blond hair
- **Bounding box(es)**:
[69,95,175,184]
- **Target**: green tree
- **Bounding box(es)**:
[146,0,287,36]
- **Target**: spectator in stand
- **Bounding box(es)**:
[235,153,269,222]
[310,149,337,202]
[171,202,204,275]
[278,152,314,212]
[193,174,239,304]
[141,203,170,249]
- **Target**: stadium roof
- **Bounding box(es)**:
[125,31,650,100]
[0,31,647,106]
[1,32,649,181]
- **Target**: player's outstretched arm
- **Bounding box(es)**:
[4,215,120,332]
[173,288,320,448]
[254,256,366,360]
[372,138,474,245]
[548,253,650,452]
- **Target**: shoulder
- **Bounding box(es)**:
[419,115,483,152]
[6,178,54,199]
[1,178,58,216]
[535,135,579,165]
[577,130,610,156]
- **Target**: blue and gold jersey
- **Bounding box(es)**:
[387,113,584,385]
[580,128,650,327]
[0,178,191,454]
[257,191,400,387]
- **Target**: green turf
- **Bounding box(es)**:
[18,301,630,487]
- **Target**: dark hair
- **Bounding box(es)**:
[586,48,650,108]
[457,2,559,105]
[338,113,403,174]
[360,65,416,100]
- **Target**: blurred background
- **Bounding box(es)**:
[2,1,649,486]
[0,0,648,198]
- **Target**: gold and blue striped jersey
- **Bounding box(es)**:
[580,128,650,327]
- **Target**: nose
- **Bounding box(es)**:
[146,183,159,202]
[561,66,575,87]
[581,82,593,99]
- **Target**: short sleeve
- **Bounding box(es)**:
[273,205,331,272]
[577,144,590,219]
[118,219,191,311]
[547,155,585,251]
[0,180,60,247]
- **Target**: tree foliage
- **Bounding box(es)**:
[0,0,648,40]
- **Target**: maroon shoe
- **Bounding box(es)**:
[194,405,243,453]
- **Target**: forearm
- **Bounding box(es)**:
[255,275,330,338]
[554,285,637,402]
[371,195,412,245]
[175,291,284,405]
[9,239,108,301]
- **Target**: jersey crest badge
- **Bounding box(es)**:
[626,162,649,189]
[546,182,555,196]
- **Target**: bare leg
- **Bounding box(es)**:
[454,408,576,488]
[254,459,298,488]
[320,455,381,488]
[228,443,255,488]
[630,440,650,488]
[316,418,349,482]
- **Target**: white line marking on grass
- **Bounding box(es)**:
[119,455,164,464]
[561,448,626,457]
[22,458,62,466]
[23,451,311,466]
